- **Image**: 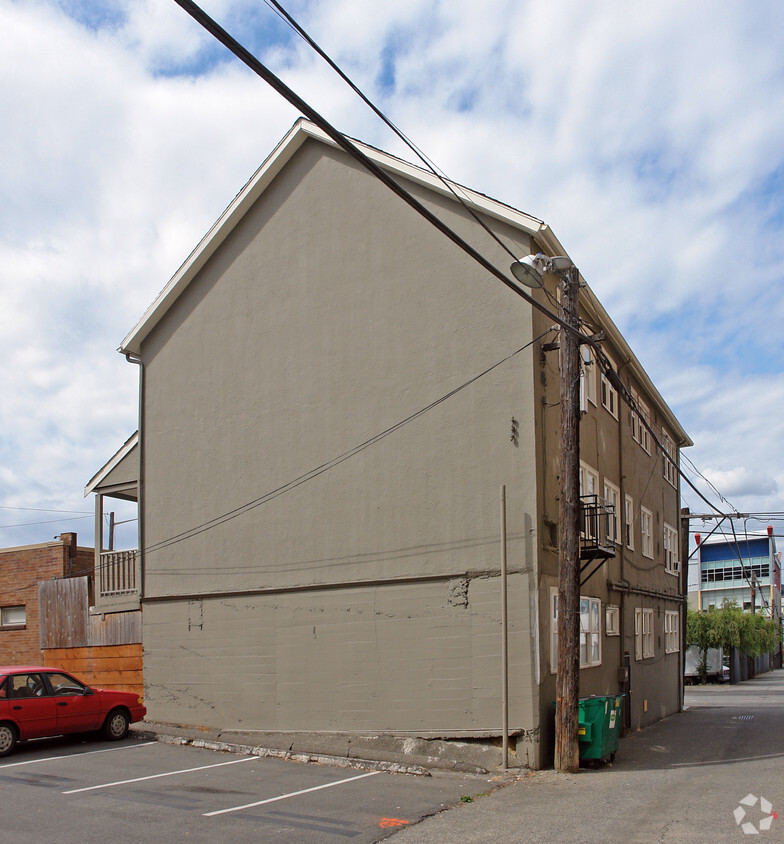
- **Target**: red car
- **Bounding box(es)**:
[0,666,146,757]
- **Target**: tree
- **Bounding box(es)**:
[686,607,718,683]
[739,612,779,657]
[687,601,780,682]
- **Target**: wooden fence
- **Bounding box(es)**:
[38,576,143,698]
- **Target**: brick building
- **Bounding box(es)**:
[0,533,93,664]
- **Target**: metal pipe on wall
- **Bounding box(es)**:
[501,484,509,769]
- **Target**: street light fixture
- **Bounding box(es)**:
[510,253,575,288]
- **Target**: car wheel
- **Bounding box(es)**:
[103,708,130,741]
[0,723,18,757]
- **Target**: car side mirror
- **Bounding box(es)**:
[84,688,95,696]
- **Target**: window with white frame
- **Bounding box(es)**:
[0,605,26,628]
[624,494,634,550]
[579,344,597,411]
[662,430,678,487]
[664,523,680,574]
[551,590,603,671]
[605,605,620,636]
[580,462,599,498]
[603,480,621,544]
[580,597,602,667]
[631,390,651,453]
[635,607,654,660]
[600,358,619,419]
[665,610,680,653]
[640,507,653,558]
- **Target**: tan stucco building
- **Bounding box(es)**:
[93,119,691,768]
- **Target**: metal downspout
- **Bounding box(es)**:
[124,352,144,600]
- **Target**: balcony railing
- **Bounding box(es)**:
[580,495,616,561]
[95,550,140,611]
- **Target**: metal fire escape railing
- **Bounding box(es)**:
[580,494,616,586]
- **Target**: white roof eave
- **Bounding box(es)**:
[117,119,690,448]
[84,431,139,497]
[119,119,546,356]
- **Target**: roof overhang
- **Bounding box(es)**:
[84,431,139,498]
[118,118,691,447]
[119,119,547,357]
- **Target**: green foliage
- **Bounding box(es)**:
[739,611,780,656]
[687,601,780,668]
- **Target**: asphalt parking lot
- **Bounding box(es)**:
[0,734,491,843]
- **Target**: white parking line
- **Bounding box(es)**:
[204,770,382,817]
[0,742,157,769]
[63,755,255,793]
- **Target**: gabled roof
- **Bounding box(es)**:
[119,118,691,447]
[84,431,138,497]
[119,118,550,357]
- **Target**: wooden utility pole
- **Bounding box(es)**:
[554,265,581,772]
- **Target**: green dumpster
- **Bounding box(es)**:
[577,694,625,763]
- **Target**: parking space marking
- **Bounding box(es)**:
[204,770,382,817]
[62,755,255,794]
[0,742,156,769]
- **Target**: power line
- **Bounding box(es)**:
[260,0,521,263]
[143,330,553,555]
[171,0,590,347]
[0,506,91,514]
[0,514,93,530]
[170,0,749,569]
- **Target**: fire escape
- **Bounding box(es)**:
[580,494,616,585]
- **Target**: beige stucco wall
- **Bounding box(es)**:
[139,139,544,752]
[143,573,533,735]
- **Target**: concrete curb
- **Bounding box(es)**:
[133,730,436,777]
[130,723,502,776]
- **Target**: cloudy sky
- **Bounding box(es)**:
[2,0,783,554]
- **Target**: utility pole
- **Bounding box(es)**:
[554,265,581,772]
[511,253,583,772]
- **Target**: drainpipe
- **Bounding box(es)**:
[124,352,144,600]
[615,359,632,706]
[615,357,634,733]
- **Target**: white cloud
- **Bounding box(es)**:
[1,0,784,547]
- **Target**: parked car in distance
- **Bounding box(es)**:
[0,666,146,757]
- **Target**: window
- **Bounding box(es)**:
[600,358,619,419]
[580,462,600,539]
[662,430,678,487]
[635,607,654,660]
[8,672,45,698]
[605,605,620,636]
[603,480,620,544]
[701,562,770,583]
[664,523,680,574]
[0,605,25,628]
[580,462,599,498]
[665,610,680,653]
[45,672,87,696]
[631,390,651,453]
[640,507,653,558]
[580,597,602,667]
[624,495,634,550]
[551,591,602,671]
[579,345,597,410]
